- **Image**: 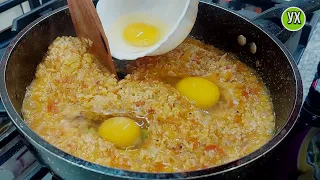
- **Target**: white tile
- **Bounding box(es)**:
[298,21,320,99]
[0,5,23,31]
[42,173,53,180]
[21,1,31,13]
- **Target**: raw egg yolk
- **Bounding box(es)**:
[123,23,160,47]
[176,77,220,109]
[98,117,141,149]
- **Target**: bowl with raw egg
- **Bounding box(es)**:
[96,0,198,60]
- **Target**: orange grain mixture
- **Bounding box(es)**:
[22,36,275,172]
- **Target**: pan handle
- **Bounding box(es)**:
[252,0,320,43]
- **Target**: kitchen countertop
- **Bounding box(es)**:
[298,19,320,99]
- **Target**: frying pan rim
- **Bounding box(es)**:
[0,2,303,179]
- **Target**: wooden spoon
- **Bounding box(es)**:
[67,0,118,79]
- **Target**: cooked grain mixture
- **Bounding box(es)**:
[22,36,275,172]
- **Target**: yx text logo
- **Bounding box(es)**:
[281,7,306,31]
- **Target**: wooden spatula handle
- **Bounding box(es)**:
[67,0,118,79]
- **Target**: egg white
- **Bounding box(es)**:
[105,12,169,60]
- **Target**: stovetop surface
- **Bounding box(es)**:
[0,0,319,179]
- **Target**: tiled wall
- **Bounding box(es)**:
[0,0,33,31]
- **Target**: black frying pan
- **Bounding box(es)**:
[0,0,318,179]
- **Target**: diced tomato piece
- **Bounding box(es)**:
[235,115,242,123]
[135,101,145,107]
[249,88,260,94]
[242,91,249,97]
[47,99,58,113]
[187,137,199,149]
[155,163,166,172]
[204,144,225,155]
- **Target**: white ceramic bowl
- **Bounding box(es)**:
[97,0,199,60]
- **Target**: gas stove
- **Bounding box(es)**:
[0,0,319,179]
